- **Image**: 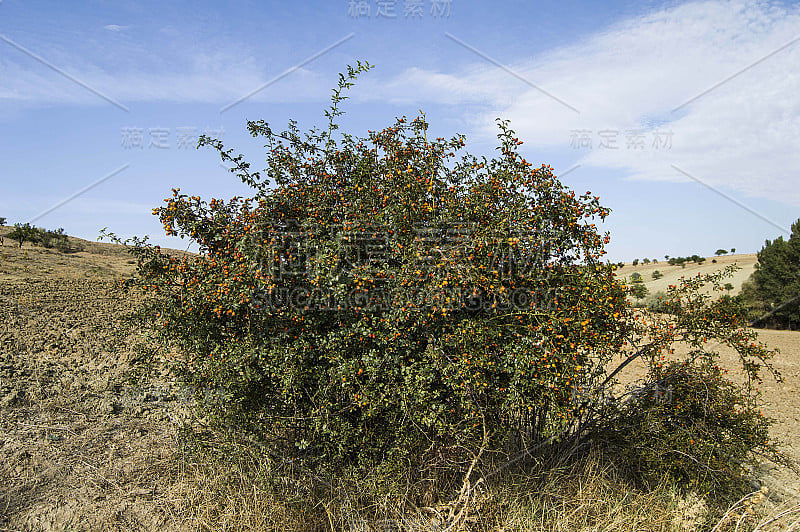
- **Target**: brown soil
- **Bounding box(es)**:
[0,236,797,530]
[0,235,193,531]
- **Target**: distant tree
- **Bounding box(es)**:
[724,283,734,292]
[682,254,706,265]
[669,256,688,267]
[715,249,728,256]
[643,258,650,264]
[712,259,717,263]
[665,255,670,260]
[652,259,658,264]
[630,272,643,282]
[731,248,736,253]
[6,223,78,252]
[652,270,663,280]
[632,259,639,266]
[630,283,649,299]
[0,217,6,226]
[8,223,37,248]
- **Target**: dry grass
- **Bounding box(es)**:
[133,429,800,532]
[142,434,798,532]
[710,488,800,532]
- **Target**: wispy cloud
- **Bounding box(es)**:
[0,37,334,105]
[103,24,128,32]
[360,0,800,206]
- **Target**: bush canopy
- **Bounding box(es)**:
[119,63,785,499]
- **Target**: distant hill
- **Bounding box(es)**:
[0,225,192,282]
[614,253,757,297]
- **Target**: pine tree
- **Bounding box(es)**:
[747,219,800,328]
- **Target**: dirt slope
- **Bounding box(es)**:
[1,236,192,531]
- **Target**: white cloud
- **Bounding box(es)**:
[0,38,332,106]
[364,0,800,206]
[103,24,128,32]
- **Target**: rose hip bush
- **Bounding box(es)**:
[122,63,784,491]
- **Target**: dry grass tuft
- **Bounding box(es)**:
[154,438,774,532]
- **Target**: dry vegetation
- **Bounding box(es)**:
[1,230,799,531]
[616,254,758,297]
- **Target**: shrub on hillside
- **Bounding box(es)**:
[7,223,82,252]
[630,283,648,300]
[600,359,776,498]
[644,290,667,312]
[116,65,786,504]
[121,63,630,475]
[39,227,67,250]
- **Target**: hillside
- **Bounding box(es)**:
[615,253,757,296]
[0,225,191,282]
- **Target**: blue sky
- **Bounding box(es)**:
[1,0,798,262]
